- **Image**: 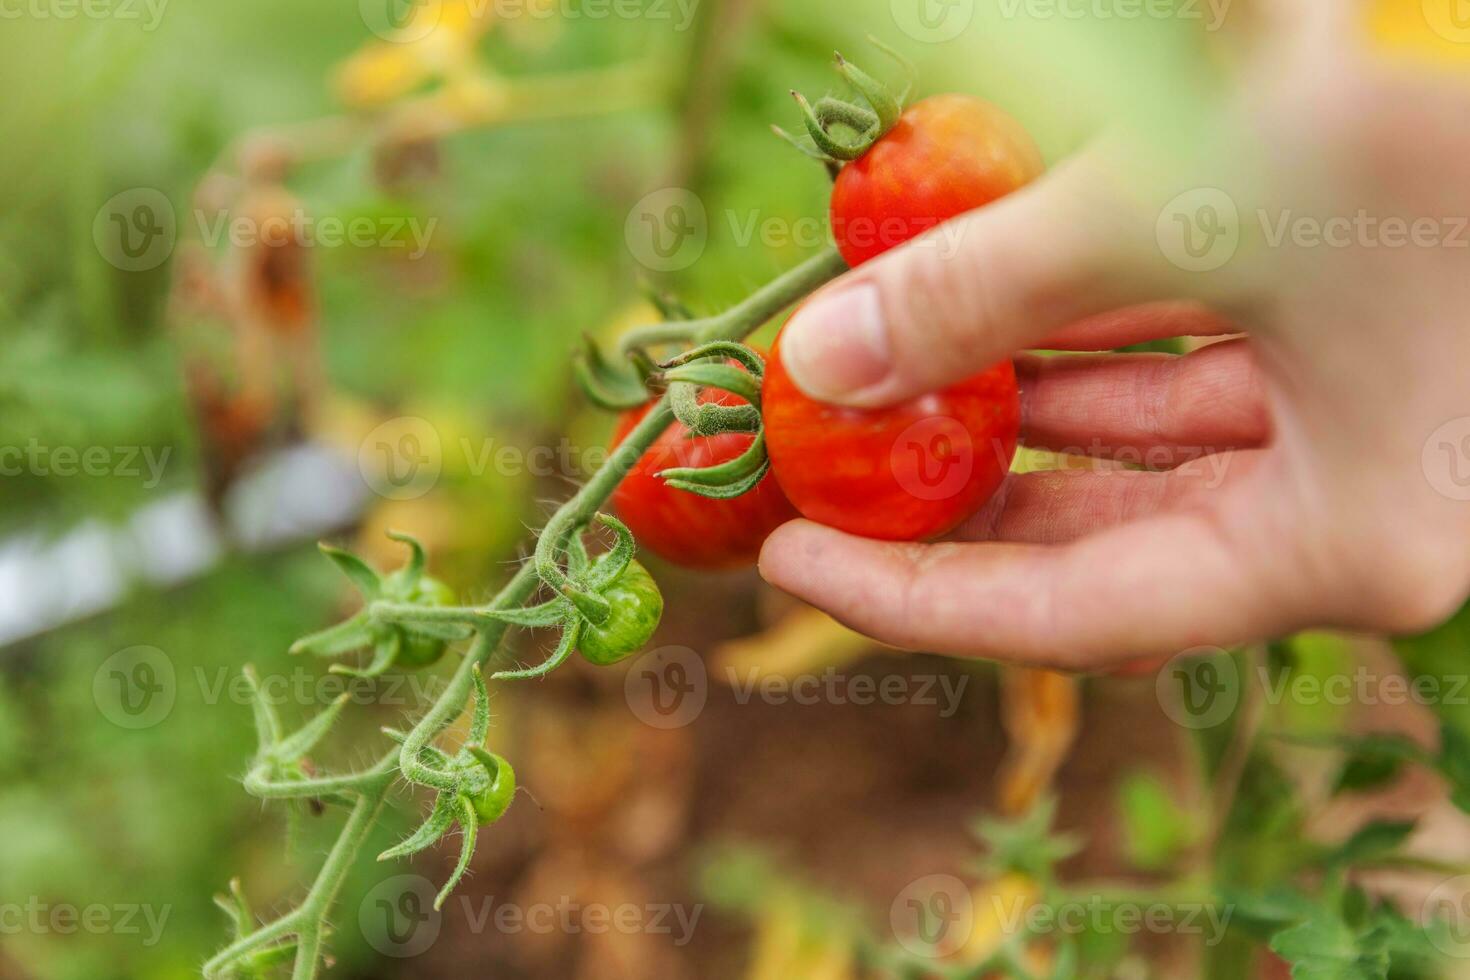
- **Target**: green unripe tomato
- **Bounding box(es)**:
[469,750,516,825]
[578,561,663,666]
[389,573,456,668]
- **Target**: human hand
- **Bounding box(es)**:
[758,8,1470,669]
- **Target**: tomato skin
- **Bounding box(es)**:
[388,573,456,668]
[611,384,798,570]
[578,561,664,666]
[830,94,1044,267]
[762,334,1020,542]
[470,753,516,825]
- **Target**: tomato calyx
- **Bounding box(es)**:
[778,39,916,165]
[378,668,518,910]
[479,513,665,680]
[654,341,774,499]
[290,531,473,678]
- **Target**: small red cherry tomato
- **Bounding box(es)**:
[830,93,1044,267]
[762,332,1020,542]
[612,383,798,570]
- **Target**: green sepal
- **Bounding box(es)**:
[377,792,456,862]
[575,332,649,411]
[385,530,426,590]
[669,382,760,436]
[663,362,762,406]
[274,694,352,764]
[834,51,900,132]
[329,632,400,678]
[214,878,253,939]
[479,599,574,629]
[397,619,475,642]
[469,667,490,745]
[318,544,382,600]
[637,277,695,322]
[586,513,637,591]
[864,34,918,106]
[793,90,869,162]
[243,666,283,751]
[772,124,836,164]
[492,620,581,681]
[814,94,880,138]
[434,796,479,911]
[659,433,770,499]
[660,341,766,378]
[664,460,771,500]
[290,612,376,658]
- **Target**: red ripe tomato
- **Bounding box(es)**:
[612,385,798,570]
[830,94,1044,267]
[763,332,1020,542]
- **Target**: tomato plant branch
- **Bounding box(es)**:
[210,248,843,979]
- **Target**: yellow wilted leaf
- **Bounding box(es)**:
[997,667,1080,816]
[745,895,856,980]
[1368,0,1470,68]
[713,605,876,685]
[333,0,497,109]
[957,873,1043,967]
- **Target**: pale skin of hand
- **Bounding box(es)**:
[757,6,1470,670]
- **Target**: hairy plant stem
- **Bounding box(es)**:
[211,247,846,979]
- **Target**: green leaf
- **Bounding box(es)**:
[970,798,1082,883]
[1270,905,1391,980]
[1117,770,1195,871]
[1436,719,1470,815]
[1220,886,1317,941]
[1332,734,1420,795]
[1321,821,1416,869]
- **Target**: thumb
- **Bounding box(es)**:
[779,148,1163,407]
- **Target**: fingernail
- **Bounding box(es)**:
[781,283,890,401]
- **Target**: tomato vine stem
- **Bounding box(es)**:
[208,247,845,979]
